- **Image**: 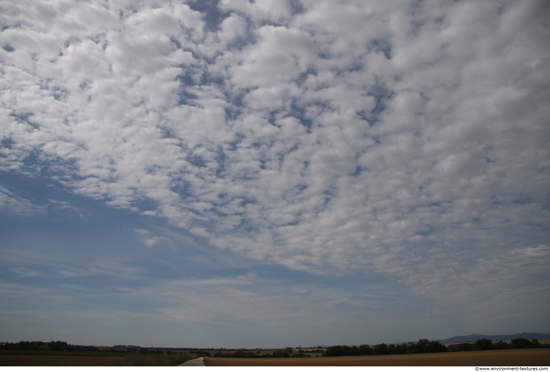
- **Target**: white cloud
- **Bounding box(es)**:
[140,236,170,247]
[219,12,248,45]
[1,0,549,326]
[134,228,172,247]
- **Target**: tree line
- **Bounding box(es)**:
[0,341,161,354]
[323,339,446,357]
[0,341,108,353]
[323,338,548,357]
[3,337,546,357]
[446,338,548,352]
[214,348,311,358]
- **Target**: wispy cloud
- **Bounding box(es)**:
[134,228,172,247]
[0,187,46,216]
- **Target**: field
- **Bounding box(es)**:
[2,348,549,366]
[204,349,550,366]
[0,355,124,366]
[0,352,199,366]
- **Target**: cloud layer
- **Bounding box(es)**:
[1,0,549,327]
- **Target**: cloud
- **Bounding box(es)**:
[141,237,169,247]
[12,267,43,277]
[1,0,549,326]
[0,186,46,216]
[94,273,425,346]
[0,271,423,347]
[1,246,144,280]
[218,12,248,45]
[134,228,171,247]
[220,0,296,25]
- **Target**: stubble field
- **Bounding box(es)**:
[204,349,550,366]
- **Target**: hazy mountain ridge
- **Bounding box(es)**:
[438,333,550,344]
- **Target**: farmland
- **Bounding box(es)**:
[0,354,124,366]
[204,349,550,366]
[0,351,200,366]
[2,337,549,366]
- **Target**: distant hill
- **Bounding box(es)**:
[439,333,550,344]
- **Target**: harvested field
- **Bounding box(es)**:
[0,354,124,366]
[204,349,550,366]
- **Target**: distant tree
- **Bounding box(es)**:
[494,341,509,350]
[395,344,408,354]
[324,345,363,357]
[427,341,447,353]
[511,338,532,349]
[458,343,471,351]
[374,343,388,355]
[323,345,343,357]
[473,339,493,351]
[447,342,471,352]
[359,344,373,355]
[230,350,255,358]
[292,350,311,358]
[48,341,68,351]
[413,339,430,353]
[272,349,290,358]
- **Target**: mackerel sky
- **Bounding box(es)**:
[1,0,549,348]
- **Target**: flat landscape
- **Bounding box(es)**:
[0,352,198,366]
[204,349,550,366]
[0,355,124,366]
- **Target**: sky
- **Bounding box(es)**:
[0,0,549,349]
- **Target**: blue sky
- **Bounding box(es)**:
[1,0,549,348]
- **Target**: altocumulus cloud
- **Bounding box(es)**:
[1,0,550,345]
